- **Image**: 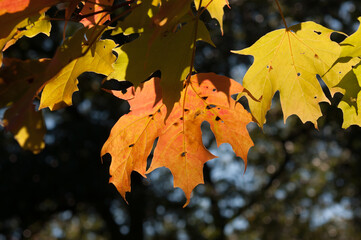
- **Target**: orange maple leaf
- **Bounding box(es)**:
[102,73,253,206]
[101,77,166,201]
[79,0,114,27]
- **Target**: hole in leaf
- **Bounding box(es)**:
[181,152,187,157]
[148,114,153,117]
[212,88,216,92]
[314,96,317,99]
[314,30,321,35]
[202,96,208,100]
[180,117,183,120]
[206,104,216,109]
[184,109,189,112]
[297,73,301,76]
[173,122,179,126]
[215,116,221,121]
[331,32,347,43]
[129,144,135,147]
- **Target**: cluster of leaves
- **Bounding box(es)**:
[0,0,361,206]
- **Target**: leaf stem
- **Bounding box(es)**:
[274,0,288,30]
[185,0,203,85]
[198,0,214,17]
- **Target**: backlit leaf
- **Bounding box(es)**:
[0,0,64,39]
[101,78,166,199]
[233,22,341,127]
[103,73,253,206]
[39,28,116,111]
[0,13,51,57]
[340,17,361,58]
[111,0,157,36]
[148,73,253,206]
[336,61,361,128]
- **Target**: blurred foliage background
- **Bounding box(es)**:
[1,0,361,239]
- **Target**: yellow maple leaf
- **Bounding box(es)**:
[336,60,361,128]
[340,17,361,58]
[233,21,341,127]
[0,13,51,64]
[39,29,116,111]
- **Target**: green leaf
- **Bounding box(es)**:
[109,19,213,112]
[111,1,158,36]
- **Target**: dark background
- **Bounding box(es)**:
[1,0,361,239]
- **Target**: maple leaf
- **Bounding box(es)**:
[111,0,157,36]
[102,73,253,206]
[39,27,116,111]
[0,58,50,153]
[233,22,341,127]
[79,0,114,27]
[335,17,361,128]
[194,0,229,34]
[0,13,51,63]
[0,0,65,39]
